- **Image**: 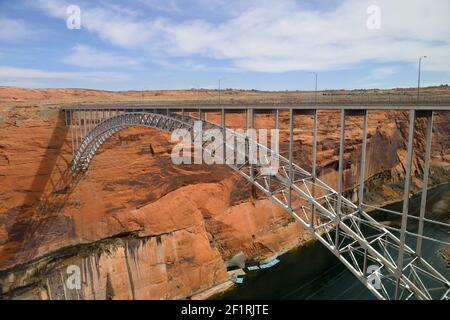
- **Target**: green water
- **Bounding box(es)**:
[218,184,450,300]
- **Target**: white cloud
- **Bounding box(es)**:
[63,45,140,68]
[137,0,181,14]
[357,66,399,87]
[0,16,34,41]
[33,0,450,73]
[0,65,131,83]
[368,67,399,79]
[33,0,165,48]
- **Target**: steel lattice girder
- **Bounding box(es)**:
[68,110,450,300]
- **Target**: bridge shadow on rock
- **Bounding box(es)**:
[0,112,82,272]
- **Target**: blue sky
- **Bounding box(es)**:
[0,0,449,91]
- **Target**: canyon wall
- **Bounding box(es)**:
[0,104,448,299]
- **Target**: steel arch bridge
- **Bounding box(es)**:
[62,105,450,300]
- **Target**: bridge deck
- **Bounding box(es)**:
[60,103,450,111]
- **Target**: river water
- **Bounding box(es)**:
[218,184,450,300]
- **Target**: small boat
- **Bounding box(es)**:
[259,258,280,269]
[247,265,260,271]
[234,277,244,284]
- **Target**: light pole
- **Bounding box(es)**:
[417,56,427,104]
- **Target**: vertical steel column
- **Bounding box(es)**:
[416,111,433,257]
[77,110,82,142]
[88,110,91,133]
[251,109,255,128]
[74,111,78,149]
[243,109,249,172]
[222,108,226,164]
[268,109,279,195]
[358,110,369,213]
[69,110,75,156]
[275,109,279,130]
[288,108,294,210]
[83,110,87,138]
[273,108,279,194]
[335,109,346,250]
[182,108,185,123]
[246,109,249,131]
[395,109,416,300]
[358,110,369,274]
[310,109,318,228]
[250,109,255,180]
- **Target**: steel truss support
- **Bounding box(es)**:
[395,110,416,299]
[250,109,255,180]
[275,109,279,130]
[416,111,433,257]
[336,110,345,250]
[358,110,369,214]
[358,110,369,275]
[222,108,226,163]
[310,109,318,228]
[69,110,75,156]
[288,109,294,210]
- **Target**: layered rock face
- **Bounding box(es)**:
[0,105,448,299]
